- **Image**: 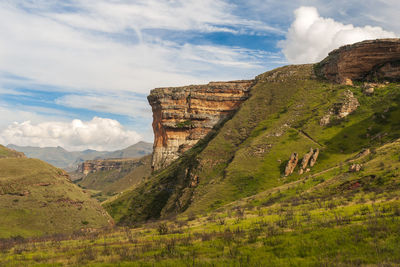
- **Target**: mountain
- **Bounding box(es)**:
[105,38,400,225]
[75,155,152,201]
[7,141,153,171]
[102,141,153,159]
[0,146,113,238]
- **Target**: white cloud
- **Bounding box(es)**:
[0,117,142,151]
[279,6,398,63]
[0,1,277,95]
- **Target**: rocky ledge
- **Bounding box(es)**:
[316,38,400,84]
[148,80,255,171]
[77,158,143,176]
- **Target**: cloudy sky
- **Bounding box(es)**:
[0,0,398,151]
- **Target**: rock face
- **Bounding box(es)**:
[320,90,360,126]
[77,159,143,176]
[148,80,255,171]
[316,39,400,83]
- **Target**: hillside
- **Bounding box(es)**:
[76,155,152,201]
[105,39,400,225]
[0,146,112,238]
[7,141,152,170]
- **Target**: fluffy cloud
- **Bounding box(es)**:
[0,117,142,151]
[279,6,398,63]
[0,1,278,95]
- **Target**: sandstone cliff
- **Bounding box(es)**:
[77,158,143,176]
[148,80,255,171]
[316,39,400,84]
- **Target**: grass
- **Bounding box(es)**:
[0,157,112,238]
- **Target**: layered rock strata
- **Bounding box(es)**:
[78,159,142,176]
[148,80,255,171]
[316,39,400,83]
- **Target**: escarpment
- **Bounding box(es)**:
[316,38,400,83]
[78,158,143,176]
[148,80,255,171]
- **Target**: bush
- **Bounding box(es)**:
[157,223,169,235]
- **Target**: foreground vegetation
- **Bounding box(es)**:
[2,136,400,265]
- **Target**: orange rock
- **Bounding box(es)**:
[148,80,255,171]
[316,39,400,83]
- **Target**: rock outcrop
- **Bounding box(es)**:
[148,80,255,171]
[286,148,320,176]
[349,164,363,172]
[320,90,360,126]
[300,148,314,170]
[316,39,400,84]
[77,158,143,176]
[309,148,319,167]
[284,153,299,177]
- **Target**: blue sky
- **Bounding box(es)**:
[0,0,398,151]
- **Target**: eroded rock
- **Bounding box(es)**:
[309,148,320,167]
[78,159,143,176]
[320,90,359,126]
[316,39,400,83]
[300,148,314,171]
[349,164,363,172]
[284,152,299,177]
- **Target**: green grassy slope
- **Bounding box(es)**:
[2,138,400,265]
[0,157,112,238]
[105,64,400,226]
[76,155,152,201]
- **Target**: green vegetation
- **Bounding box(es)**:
[175,120,194,128]
[0,157,112,238]
[1,139,400,265]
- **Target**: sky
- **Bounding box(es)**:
[0,0,398,151]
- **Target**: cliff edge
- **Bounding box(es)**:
[148,80,255,171]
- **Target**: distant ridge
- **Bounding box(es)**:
[7,141,153,170]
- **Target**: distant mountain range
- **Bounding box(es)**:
[7,141,153,171]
